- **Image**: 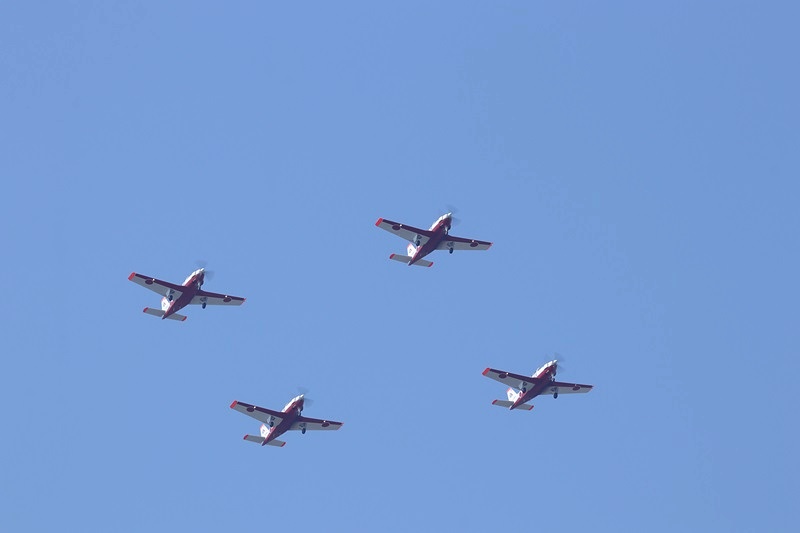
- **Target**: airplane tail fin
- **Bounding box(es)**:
[388,254,433,267]
[507,387,520,402]
[243,434,286,447]
[142,307,187,321]
[491,399,534,410]
[244,424,286,448]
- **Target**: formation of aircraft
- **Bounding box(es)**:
[128,268,245,321]
[375,212,492,267]
[482,360,593,410]
[127,214,593,450]
[230,395,343,447]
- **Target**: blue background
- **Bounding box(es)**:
[2,1,798,531]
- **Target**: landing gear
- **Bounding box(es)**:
[301,428,306,435]
[202,302,207,309]
[554,392,559,399]
[269,416,275,427]
[449,248,454,254]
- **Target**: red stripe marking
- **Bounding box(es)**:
[375,218,383,226]
[230,400,238,409]
[482,368,491,376]
[128,272,135,280]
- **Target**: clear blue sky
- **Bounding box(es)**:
[2,1,798,531]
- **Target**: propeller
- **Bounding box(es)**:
[444,204,462,227]
[194,260,215,281]
[552,353,567,375]
[296,386,314,409]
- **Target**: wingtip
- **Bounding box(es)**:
[389,253,396,260]
[142,307,149,313]
[482,367,491,376]
[487,242,493,249]
[491,399,499,405]
[243,434,249,441]
[128,272,136,280]
[279,441,286,447]
[375,218,383,226]
[427,262,433,267]
[230,400,238,409]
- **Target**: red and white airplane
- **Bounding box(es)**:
[230,395,343,447]
[482,360,593,411]
[375,213,492,267]
[127,268,245,321]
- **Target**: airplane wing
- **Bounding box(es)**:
[541,381,593,395]
[128,272,185,298]
[482,368,544,390]
[230,401,285,425]
[375,218,434,246]
[289,415,344,431]
[436,235,493,251]
[190,290,246,306]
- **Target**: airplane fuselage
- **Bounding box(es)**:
[261,397,304,446]
[511,364,557,410]
[162,270,205,319]
[408,216,451,266]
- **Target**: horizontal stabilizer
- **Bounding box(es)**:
[142,307,187,321]
[491,400,534,410]
[242,435,286,447]
[388,254,433,267]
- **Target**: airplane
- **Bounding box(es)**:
[230,395,343,447]
[482,360,593,411]
[374,213,492,267]
[127,268,245,321]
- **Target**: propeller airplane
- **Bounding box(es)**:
[128,268,245,321]
[375,213,492,267]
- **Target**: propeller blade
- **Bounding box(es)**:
[297,387,314,408]
[552,353,566,374]
[195,260,215,281]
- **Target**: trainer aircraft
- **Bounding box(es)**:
[375,213,492,267]
[482,360,592,411]
[230,395,343,447]
[128,268,245,321]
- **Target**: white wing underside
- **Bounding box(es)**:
[375,219,432,246]
[289,417,344,431]
[230,401,285,426]
[435,237,492,251]
[128,273,184,299]
[189,290,246,306]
